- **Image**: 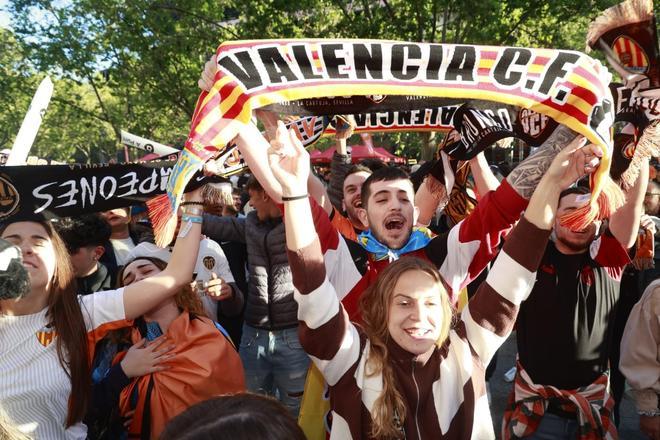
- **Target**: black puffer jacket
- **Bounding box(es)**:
[203,212,297,330]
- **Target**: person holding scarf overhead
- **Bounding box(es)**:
[500,147,649,440]
[267,118,602,439]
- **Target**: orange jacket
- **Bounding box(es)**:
[118,313,245,439]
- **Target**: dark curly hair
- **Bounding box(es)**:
[55,214,111,253]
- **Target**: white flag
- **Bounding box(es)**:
[8,76,54,166]
[120,130,179,156]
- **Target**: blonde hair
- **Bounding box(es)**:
[359,257,454,439]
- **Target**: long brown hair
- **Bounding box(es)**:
[359,257,454,439]
[117,257,207,318]
[0,220,90,427]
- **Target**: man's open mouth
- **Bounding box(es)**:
[385,218,405,230]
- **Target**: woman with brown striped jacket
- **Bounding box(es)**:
[267,122,602,439]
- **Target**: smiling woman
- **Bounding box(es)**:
[359,258,453,438]
[264,114,596,439]
[0,186,204,439]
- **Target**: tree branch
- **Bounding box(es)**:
[51,96,112,125]
[430,0,439,42]
[441,2,452,43]
[332,0,352,21]
[87,75,120,141]
[380,0,396,20]
[497,7,534,45]
[150,3,241,39]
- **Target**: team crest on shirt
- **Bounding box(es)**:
[36,325,57,347]
[202,256,216,271]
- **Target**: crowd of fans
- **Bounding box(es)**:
[0,73,659,440]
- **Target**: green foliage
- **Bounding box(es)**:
[1,0,622,163]
[0,29,35,150]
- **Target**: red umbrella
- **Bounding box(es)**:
[374,147,406,164]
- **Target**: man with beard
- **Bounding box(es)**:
[644,179,659,217]
[640,179,660,289]
[335,160,525,317]
[502,160,649,439]
[99,207,153,282]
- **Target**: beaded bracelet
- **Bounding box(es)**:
[181,215,203,224]
[181,201,205,206]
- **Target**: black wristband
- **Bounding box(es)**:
[281,194,308,201]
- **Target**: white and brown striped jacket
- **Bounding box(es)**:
[289,217,550,440]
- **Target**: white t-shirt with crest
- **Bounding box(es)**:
[0,289,125,439]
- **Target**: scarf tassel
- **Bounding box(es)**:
[621,120,660,190]
[559,175,626,231]
[146,194,178,248]
[586,0,654,50]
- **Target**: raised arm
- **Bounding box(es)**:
[464,137,601,364]
[327,116,355,211]
[233,115,338,213]
[308,172,333,216]
[415,173,448,227]
[121,189,203,319]
[506,124,578,199]
[269,121,361,383]
[424,126,581,293]
[233,122,285,203]
[609,160,649,248]
[469,152,500,197]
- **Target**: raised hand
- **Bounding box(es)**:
[545,136,602,190]
[267,121,310,196]
[205,272,233,301]
[640,214,657,235]
[198,54,217,92]
[255,109,281,141]
[120,336,175,378]
[334,115,355,141]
